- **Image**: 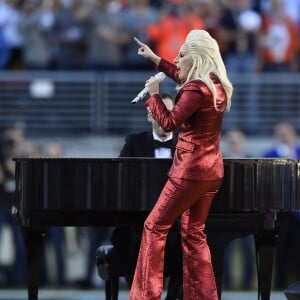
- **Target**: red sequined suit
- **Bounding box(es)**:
[129,59,227,300]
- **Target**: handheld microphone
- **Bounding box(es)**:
[131,72,166,104]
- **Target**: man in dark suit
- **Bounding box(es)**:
[111,94,182,300]
[120,95,175,158]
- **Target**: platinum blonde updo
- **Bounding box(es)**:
[180,30,233,111]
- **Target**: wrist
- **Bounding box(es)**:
[152,55,161,66]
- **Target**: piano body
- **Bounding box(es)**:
[13,157,300,300]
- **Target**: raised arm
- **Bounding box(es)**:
[134,37,181,83]
[134,37,161,66]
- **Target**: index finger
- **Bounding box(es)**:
[134,36,145,46]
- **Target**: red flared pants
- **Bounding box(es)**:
[129,177,221,300]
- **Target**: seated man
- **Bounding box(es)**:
[111,94,182,299]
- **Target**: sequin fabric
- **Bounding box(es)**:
[144,59,227,181]
[129,177,221,300]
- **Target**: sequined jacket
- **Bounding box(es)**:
[144,59,227,181]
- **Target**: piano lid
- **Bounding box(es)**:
[13,157,300,215]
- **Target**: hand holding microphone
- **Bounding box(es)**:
[131,72,166,104]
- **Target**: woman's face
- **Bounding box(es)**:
[174,44,193,81]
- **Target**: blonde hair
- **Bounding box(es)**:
[178,30,233,111]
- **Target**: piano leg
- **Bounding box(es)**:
[254,230,277,300]
[207,233,225,300]
[22,228,45,300]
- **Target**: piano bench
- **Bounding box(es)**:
[96,240,183,300]
[96,245,124,300]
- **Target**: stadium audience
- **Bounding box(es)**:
[0,0,299,72]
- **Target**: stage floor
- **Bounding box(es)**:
[0,289,287,300]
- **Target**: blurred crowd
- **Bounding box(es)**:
[0,127,114,289]
[222,123,300,291]
[0,0,300,73]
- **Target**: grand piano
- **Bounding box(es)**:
[13,157,300,300]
